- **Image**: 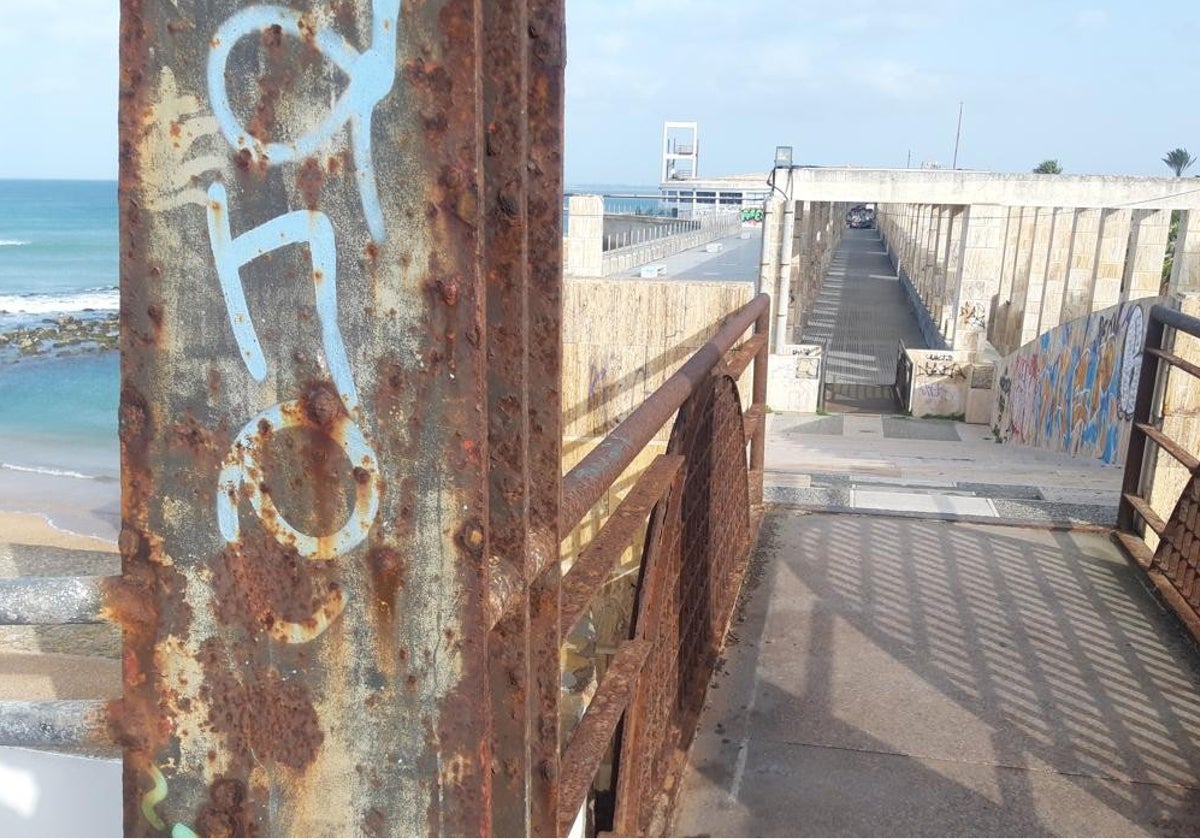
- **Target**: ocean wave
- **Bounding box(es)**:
[0,462,106,480]
[0,287,118,314]
[0,239,30,247]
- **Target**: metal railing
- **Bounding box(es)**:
[555,292,769,834]
[0,575,116,750]
[0,294,771,837]
[1117,304,1200,641]
[894,339,914,411]
[600,209,742,253]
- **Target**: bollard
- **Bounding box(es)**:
[118,0,564,835]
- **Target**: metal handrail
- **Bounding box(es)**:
[0,699,114,749]
[559,293,770,534]
[1116,303,1200,642]
[0,575,113,625]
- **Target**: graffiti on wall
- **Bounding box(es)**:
[993,299,1160,464]
[918,352,966,380]
[741,207,765,226]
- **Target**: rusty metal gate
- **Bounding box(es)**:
[0,2,769,836]
[555,295,769,835]
[1117,304,1200,642]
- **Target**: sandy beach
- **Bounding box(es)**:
[0,511,115,554]
[0,477,119,705]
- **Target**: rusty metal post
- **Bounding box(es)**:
[117,1,563,835]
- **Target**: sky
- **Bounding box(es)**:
[1,1,1199,185]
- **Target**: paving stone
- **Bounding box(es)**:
[881,416,960,441]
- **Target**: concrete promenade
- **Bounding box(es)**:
[798,227,927,387]
[762,412,1124,525]
[676,510,1200,836]
[674,340,1200,837]
[620,227,762,282]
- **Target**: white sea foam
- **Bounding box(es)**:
[0,287,118,314]
[0,239,29,247]
[1,462,100,480]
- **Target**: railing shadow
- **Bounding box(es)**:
[681,513,1200,836]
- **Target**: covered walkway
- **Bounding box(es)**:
[798,227,927,388]
[676,511,1200,836]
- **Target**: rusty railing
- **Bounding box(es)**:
[555,292,769,835]
[0,575,117,749]
[894,339,913,411]
[1116,304,1200,641]
[0,292,770,837]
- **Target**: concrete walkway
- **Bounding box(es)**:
[799,228,927,387]
[763,412,1124,526]
[618,227,762,282]
[676,511,1200,836]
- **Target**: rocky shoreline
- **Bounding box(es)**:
[0,313,119,359]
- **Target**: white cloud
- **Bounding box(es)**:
[1075,8,1110,29]
[851,60,944,101]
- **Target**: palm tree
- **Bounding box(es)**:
[1163,148,1196,177]
[1033,159,1063,174]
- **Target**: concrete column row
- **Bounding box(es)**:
[878,201,1189,356]
[761,198,847,350]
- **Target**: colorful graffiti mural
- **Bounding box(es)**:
[993,298,1164,465]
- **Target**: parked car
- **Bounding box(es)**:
[845,205,875,229]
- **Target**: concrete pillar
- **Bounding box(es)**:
[905,204,921,288]
[1021,207,1056,346]
[1005,207,1039,353]
[1169,210,1200,294]
[1038,207,1075,333]
[907,204,925,283]
[953,204,1006,353]
[759,195,786,341]
[920,204,940,308]
[786,200,808,335]
[1058,207,1102,323]
[1092,208,1131,312]
[565,194,604,277]
[1124,208,1171,299]
[926,205,945,328]
[941,206,966,345]
[992,207,1021,353]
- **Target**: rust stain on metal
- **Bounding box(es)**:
[558,639,651,827]
[366,545,404,626]
[121,0,567,832]
[211,530,341,640]
[198,638,323,771]
[295,157,325,210]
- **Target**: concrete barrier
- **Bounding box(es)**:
[600,213,741,276]
[564,195,742,278]
[766,343,824,413]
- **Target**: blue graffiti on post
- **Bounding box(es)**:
[206,0,400,241]
[203,2,399,627]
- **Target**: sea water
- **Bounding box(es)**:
[0,179,651,537]
[0,180,118,330]
[0,180,119,536]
